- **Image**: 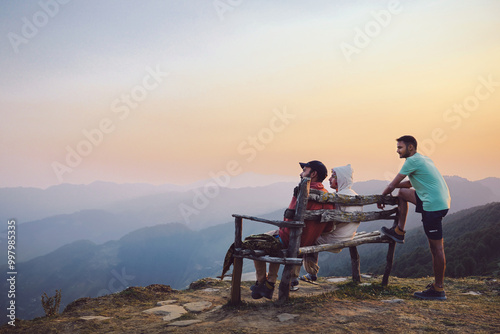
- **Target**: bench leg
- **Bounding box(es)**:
[278,264,292,304]
[349,246,361,283]
[230,257,243,305]
[382,241,396,286]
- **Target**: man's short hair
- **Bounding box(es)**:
[396,135,417,150]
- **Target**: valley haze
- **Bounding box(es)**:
[0,172,499,323]
[1,173,499,261]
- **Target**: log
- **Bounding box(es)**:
[303,207,398,223]
[308,189,398,206]
[298,233,391,255]
[382,241,396,286]
[349,246,361,283]
[238,249,266,257]
[352,231,376,237]
[230,217,243,305]
[230,258,242,305]
[382,210,399,286]
[231,214,305,228]
[234,217,243,249]
[233,253,302,265]
[278,177,309,303]
[237,249,288,258]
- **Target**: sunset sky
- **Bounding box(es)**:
[1,0,499,189]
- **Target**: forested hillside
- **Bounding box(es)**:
[319,202,500,279]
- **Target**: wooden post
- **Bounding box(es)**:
[382,241,396,286]
[349,246,361,283]
[230,216,243,305]
[278,177,310,303]
[382,211,399,286]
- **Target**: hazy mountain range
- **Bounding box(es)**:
[2,202,499,323]
[0,173,297,224]
[0,173,499,322]
[1,174,499,262]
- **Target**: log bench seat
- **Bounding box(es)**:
[229,177,399,305]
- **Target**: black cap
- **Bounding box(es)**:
[299,160,327,182]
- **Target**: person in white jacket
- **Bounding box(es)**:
[299,164,363,282]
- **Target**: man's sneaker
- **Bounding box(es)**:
[251,280,274,299]
[413,283,447,301]
[299,273,317,283]
[380,226,405,243]
[290,278,299,291]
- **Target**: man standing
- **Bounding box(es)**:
[251,160,334,299]
[378,135,451,300]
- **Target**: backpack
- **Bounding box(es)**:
[220,233,284,280]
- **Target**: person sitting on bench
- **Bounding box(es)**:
[298,164,363,283]
[251,160,334,299]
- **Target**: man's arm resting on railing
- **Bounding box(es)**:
[379,173,408,209]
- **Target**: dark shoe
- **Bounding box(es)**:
[380,226,405,243]
[250,281,259,292]
[299,273,317,283]
[290,278,299,291]
[251,280,274,299]
[413,283,447,301]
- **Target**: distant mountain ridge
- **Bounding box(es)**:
[1,175,499,263]
[2,174,496,224]
[1,202,499,323]
[0,173,297,224]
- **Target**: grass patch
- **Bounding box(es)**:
[328,281,413,300]
[282,280,415,312]
[175,312,198,321]
[222,300,275,312]
[188,277,229,290]
[441,319,458,327]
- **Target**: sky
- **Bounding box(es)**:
[1,0,499,189]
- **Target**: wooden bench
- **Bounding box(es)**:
[229,177,399,305]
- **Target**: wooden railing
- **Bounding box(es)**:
[229,177,398,305]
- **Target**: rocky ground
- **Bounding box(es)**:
[1,275,499,333]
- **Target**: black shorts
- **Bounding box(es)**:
[415,193,448,240]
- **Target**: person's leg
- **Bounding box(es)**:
[396,188,417,231]
[413,237,447,300]
[428,238,446,288]
[253,260,267,284]
[290,265,300,290]
[326,222,359,243]
[251,262,276,299]
[302,253,319,280]
[267,263,280,284]
[381,188,417,242]
[414,209,448,300]
[422,209,447,288]
[292,265,300,278]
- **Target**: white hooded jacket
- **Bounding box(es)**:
[332,164,362,213]
[315,164,362,246]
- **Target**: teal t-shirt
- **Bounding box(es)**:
[399,153,451,211]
